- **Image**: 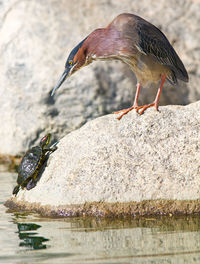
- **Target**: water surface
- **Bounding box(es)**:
[1,166,200,263]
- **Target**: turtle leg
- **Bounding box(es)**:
[44,146,58,153]
[26,179,37,190]
[12,185,20,196]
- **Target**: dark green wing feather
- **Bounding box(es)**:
[135,18,188,83]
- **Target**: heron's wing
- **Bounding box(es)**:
[135,21,188,82]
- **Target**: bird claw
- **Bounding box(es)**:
[113,109,127,114]
[135,103,158,115]
[114,105,137,120]
[115,102,159,120]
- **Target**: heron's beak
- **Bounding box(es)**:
[51,68,70,96]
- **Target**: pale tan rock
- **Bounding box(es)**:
[6,102,200,216]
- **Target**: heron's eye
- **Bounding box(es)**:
[68,60,73,66]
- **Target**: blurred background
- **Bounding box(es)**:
[0,0,199,155]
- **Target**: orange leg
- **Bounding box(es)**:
[114,83,141,120]
[136,75,166,115]
[115,75,166,119]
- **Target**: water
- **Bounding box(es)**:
[1,166,200,264]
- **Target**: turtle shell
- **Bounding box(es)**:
[17,145,43,186]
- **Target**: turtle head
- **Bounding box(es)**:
[40,134,51,149]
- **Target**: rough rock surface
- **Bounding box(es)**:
[6,102,200,216]
[0,0,199,155]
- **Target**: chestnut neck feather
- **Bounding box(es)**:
[74,26,134,70]
[84,28,130,60]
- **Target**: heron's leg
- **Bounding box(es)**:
[114,83,141,120]
[136,75,166,115]
[154,75,166,110]
[133,82,141,107]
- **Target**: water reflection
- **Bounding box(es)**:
[17,223,49,250]
[60,215,200,233]
[9,214,200,263]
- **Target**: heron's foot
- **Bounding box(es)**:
[114,102,159,120]
[114,105,138,120]
[136,102,158,115]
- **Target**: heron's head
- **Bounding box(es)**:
[51,37,88,95]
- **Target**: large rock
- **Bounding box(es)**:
[5,102,200,216]
[0,0,199,155]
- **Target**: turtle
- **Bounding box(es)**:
[13,133,57,196]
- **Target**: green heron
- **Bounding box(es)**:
[51,13,188,120]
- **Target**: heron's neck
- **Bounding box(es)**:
[85,28,124,60]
